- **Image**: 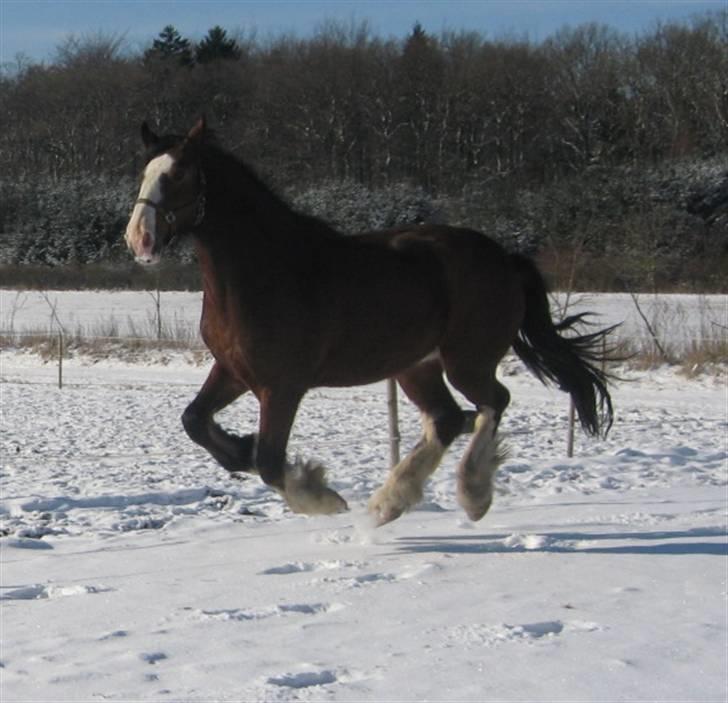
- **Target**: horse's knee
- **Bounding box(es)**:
[181,404,207,443]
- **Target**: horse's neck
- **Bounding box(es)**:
[205,151,299,241]
[192,191,299,312]
[193,226,255,286]
[193,150,330,308]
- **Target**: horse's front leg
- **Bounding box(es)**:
[256,389,348,515]
[181,362,256,473]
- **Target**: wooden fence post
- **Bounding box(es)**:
[57,332,63,389]
[387,378,401,466]
[566,397,575,457]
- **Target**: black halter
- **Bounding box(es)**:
[135,174,206,230]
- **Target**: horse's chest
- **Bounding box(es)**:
[199,298,282,389]
[200,300,249,366]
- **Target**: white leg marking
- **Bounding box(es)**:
[368,415,445,526]
[456,407,506,521]
[282,460,348,515]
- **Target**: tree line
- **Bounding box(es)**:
[0,15,726,289]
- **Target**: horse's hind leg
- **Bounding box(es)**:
[369,360,465,526]
[181,362,255,473]
[445,363,510,521]
[456,406,507,520]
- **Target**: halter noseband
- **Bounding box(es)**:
[135,173,206,230]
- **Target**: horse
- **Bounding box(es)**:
[125,118,615,526]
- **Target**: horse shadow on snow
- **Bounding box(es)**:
[396,526,727,557]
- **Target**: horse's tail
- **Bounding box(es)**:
[510,254,616,437]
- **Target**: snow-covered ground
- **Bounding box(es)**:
[1,291,727,702]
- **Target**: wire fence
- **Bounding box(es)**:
[2,327,725,393]
[3,328,725,357]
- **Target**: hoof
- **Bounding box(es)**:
[456,487,493,522]
[368,499,404,527]
[368,483,418,527]
[284,461,348,515]
[456,468,495,522]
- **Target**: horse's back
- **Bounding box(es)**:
[366,224,526,368]
[358,223,521,303]
[309,228,451,384]
[357,223,511,268]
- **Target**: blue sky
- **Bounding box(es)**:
[1,0,726,64]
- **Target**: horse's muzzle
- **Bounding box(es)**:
[125,205,161,265]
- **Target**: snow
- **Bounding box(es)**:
[1,290,727,702]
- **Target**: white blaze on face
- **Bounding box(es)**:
[125,153,175,265]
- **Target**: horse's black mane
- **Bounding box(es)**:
[173,132,341,242]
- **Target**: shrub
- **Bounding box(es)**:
[292,180,440,234]
[0,175,135,266]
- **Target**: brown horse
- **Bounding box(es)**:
[125,118,615,525]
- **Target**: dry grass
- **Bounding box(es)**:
[2,293,725,376]
[585,292,728,377]
[678,338,728,378]
[616,333,727,378]
[0,316,208,365]
[2,328,724,378]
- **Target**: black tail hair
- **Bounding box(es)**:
[510,254,616,437]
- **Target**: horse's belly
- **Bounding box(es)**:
[315,322,441,387]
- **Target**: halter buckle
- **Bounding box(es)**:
[134,171,205,230]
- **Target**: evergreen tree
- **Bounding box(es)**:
[145,25,194,66]
[397,23,445,186]
[196,26,242,63]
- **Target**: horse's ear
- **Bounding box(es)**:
[187,116,207,144]
[141,121,159,148]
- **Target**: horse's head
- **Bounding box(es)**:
[125,118,207,265]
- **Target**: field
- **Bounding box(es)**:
[1,290,726,702]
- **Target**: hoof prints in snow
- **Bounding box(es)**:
[192,602,344,622]
[259,559,362,575]
[19,488,209,514]
[445,619,603,647]
[4,486,242,540]
[267,669,338,688]
[1,583,112,601]
[1,536,54,550]
[261,558,406,590]
[259,556,447,599]
[98,630,129,641]
[340,572,398,587]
